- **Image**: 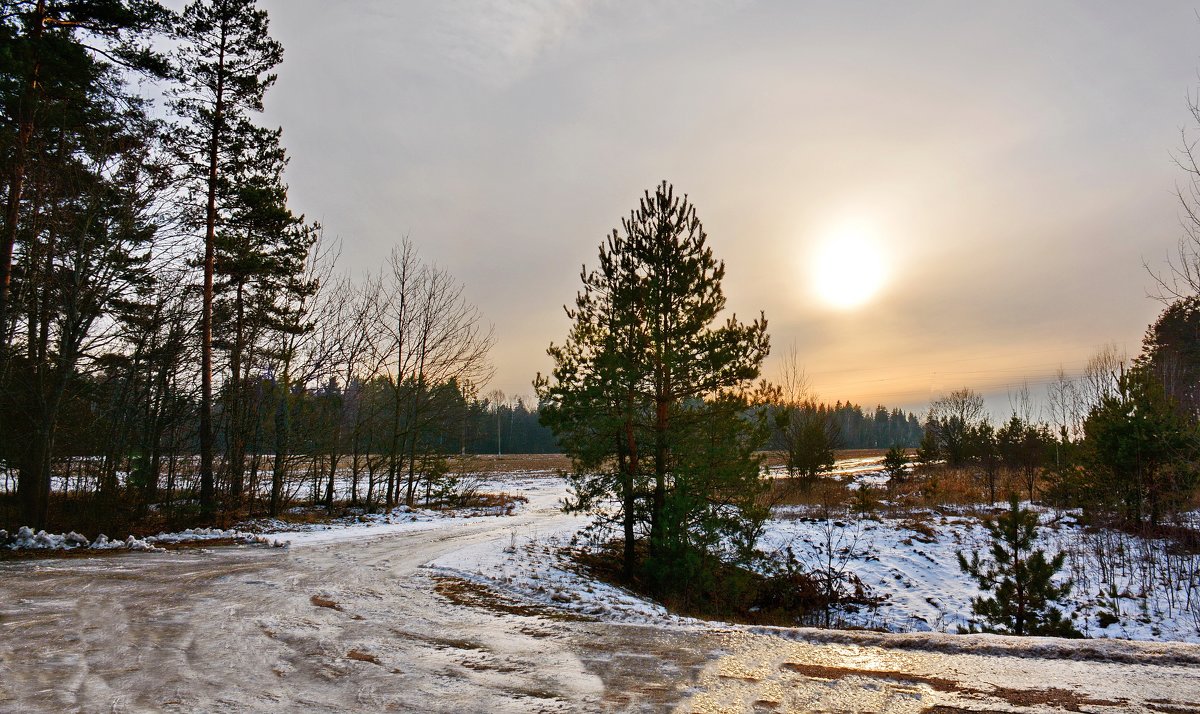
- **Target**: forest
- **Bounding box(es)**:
[0,1,925,537]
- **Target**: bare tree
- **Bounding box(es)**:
[485,389,507,456]
[1080,344,1125,412]
[1046,366,1085,442]
[771,343,837,481]
[373,238,494,509]
[927,388,987,467]
[263,230,331,515]
[1150,90,1200,300]
[1007,380,1038,426]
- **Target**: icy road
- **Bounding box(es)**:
[2,474,1200,713]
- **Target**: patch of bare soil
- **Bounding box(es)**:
[309,594,342,610]
[1146,700,1200,714]
[432,575,594,622]
[345,649,380,665]
[782,662,1128,712]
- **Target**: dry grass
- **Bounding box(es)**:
[449,453,572,474]
[765,463,1046,517]
[460,450,902,475]
[765,477,854,510]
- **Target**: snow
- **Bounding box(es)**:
[410,466,1200,645]
[2,525,287,553]
[757,502,1200,643]
[8,461,1200,647]
[425,520,691,625]
[235,476,532,547]
[7,462,1200,712]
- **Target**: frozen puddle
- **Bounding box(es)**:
[2,472,1200,712]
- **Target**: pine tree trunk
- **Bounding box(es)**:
[621,414,639,578]
[0,0,44,353]
[650,398,668,554]
[270,373,291,516]
[199,28,228,519]
[227,281,247,504]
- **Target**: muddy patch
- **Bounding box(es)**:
[433,575,595,622]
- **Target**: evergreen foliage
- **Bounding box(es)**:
[882,444,909,482]
[169,0,288,515]
[774,400,838,481]
[957,495,1081,637]
[537,181,770,589]
[1082,366,1198,526]
[924,388,986,467]
[1139,296,1200,421]
[0,0,170,527]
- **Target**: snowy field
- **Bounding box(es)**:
[760,505,1200,642]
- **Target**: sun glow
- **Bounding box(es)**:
[810,221,888,310]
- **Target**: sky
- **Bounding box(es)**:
[254,0,1199,415]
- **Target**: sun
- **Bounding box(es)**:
[810,221,888,310]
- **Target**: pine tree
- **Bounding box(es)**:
[882,444,908,483]
[214,133,317,505]
[0,0,167,357]
[1083,366,1197,526]
[0,0,168,527]
[777,401,837,483]
[169,0,283,515]
[1139,297,1200,420]
[957,495,1080,637]
[538,181,770,589]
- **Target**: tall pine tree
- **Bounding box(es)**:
[0,0,167,358]
[538,181,770,588]
[169,0,283,515]
[0,0,168,527]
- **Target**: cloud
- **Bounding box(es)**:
[415,0,596,87]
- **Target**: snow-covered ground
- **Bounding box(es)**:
[0,525,289,552]
[5,464,1200,712]
[760,505,1200,642]
[7,460,1200,646]
[407,464,1200,645]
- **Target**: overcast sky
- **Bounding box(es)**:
[255,1,1199,414]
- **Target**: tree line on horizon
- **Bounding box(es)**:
[913,317,1200,530]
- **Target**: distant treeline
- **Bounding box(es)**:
[825,402,924,449]
[14,377,917,475]
[468,397,924,455]
[464,396,559,454]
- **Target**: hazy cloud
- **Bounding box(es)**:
[258,1,1196,413]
